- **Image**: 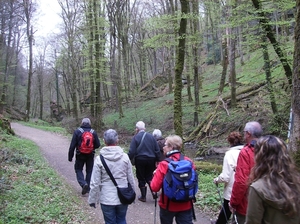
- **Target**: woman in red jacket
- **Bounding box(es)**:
[150,134,196,224]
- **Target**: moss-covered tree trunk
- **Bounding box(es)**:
[174,0,188,137]
[290,0,300,168]
[261,36,277,114]
[218,40,228,95]
[191,0,200,126]
[251,0,292,87]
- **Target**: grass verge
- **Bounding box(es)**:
[0,131,87,224]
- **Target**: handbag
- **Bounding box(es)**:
[100,155,136,204]
[131,132,146,165]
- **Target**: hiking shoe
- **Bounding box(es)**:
[138,196,146,202]
[82,184,89,195]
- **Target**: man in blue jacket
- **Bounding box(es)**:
[68,118,100,195]
[128,121,161,202]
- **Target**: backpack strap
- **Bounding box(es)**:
[78,127,94,134]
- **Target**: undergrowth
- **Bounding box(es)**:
[0,131,87,224]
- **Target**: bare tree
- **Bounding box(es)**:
[22,0,35,121]
[0,1,26,114]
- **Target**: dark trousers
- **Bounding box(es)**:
[135,157,156,187]
[234,212,245,224]
[74,153,94,187]
[216,199,232,224]
[160,207,193,224]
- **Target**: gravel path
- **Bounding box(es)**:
[11,123,211,224]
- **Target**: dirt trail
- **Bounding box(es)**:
[11,123,211,224]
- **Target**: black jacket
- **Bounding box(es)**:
[68,124,100,161]
[128,131,161,161]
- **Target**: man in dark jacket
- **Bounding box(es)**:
[68,118,100,195]
[128,121,161,202]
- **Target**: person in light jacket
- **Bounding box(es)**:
[88,129,136,224]
[245,135,300,224]
[211,132,243,224]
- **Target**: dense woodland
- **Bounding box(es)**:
[0,0,300,154]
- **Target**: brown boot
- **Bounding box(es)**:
[138,187,147,202]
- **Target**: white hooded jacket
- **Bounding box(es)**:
[88,145,136,205]
[215,145,243,200]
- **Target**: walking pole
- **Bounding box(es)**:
[215,183,228,224]
[145,179,158,224]
[154,194,157,224]
[233,212,239,224]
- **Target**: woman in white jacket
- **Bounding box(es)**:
[211,132,244,224]
[88,129,136,224]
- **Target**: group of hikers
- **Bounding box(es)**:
[68,118,300,224]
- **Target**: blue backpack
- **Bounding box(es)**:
[163,154,198,202]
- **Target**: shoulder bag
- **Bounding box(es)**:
[100,155,136,204]
[131,132,146,165]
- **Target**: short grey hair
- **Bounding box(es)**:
[153,129,162,138]
[136,121,145,130]
[244,121,262,138]
[104,129,118,145]
[81,118,91,125]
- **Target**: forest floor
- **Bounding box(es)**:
[11,122,212,224]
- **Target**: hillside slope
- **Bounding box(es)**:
[102,49,292,156]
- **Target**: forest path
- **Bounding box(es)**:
[11,123,211,224]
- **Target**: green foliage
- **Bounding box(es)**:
[19,120,68,135]
[195,161,222,174]
[197,172,222,216]
[0,133,87,224]
[293,148,300,170]
[103,94,175,135]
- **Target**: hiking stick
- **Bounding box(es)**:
[215,183,229,224]
[154,196,157,224]
[145,179,158,224]
[233,212,239,224]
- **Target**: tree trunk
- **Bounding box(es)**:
[228,26,237,108]
[261,36,278,114]
[24,0,33,121]
[218,40,228,95]
[87,0,95,116]
[174,0,188,137]
[192,0,200,126]
[93,0,103,127]
[289,0,300,163]
[251,0,292,87]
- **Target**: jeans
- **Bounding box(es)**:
[101,203,128,224]
[74,153,94,187]
[216,199,232,224]
[160,207,193,224]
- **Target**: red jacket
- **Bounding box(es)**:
[150,152,195,212]
[230,143,255,215]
